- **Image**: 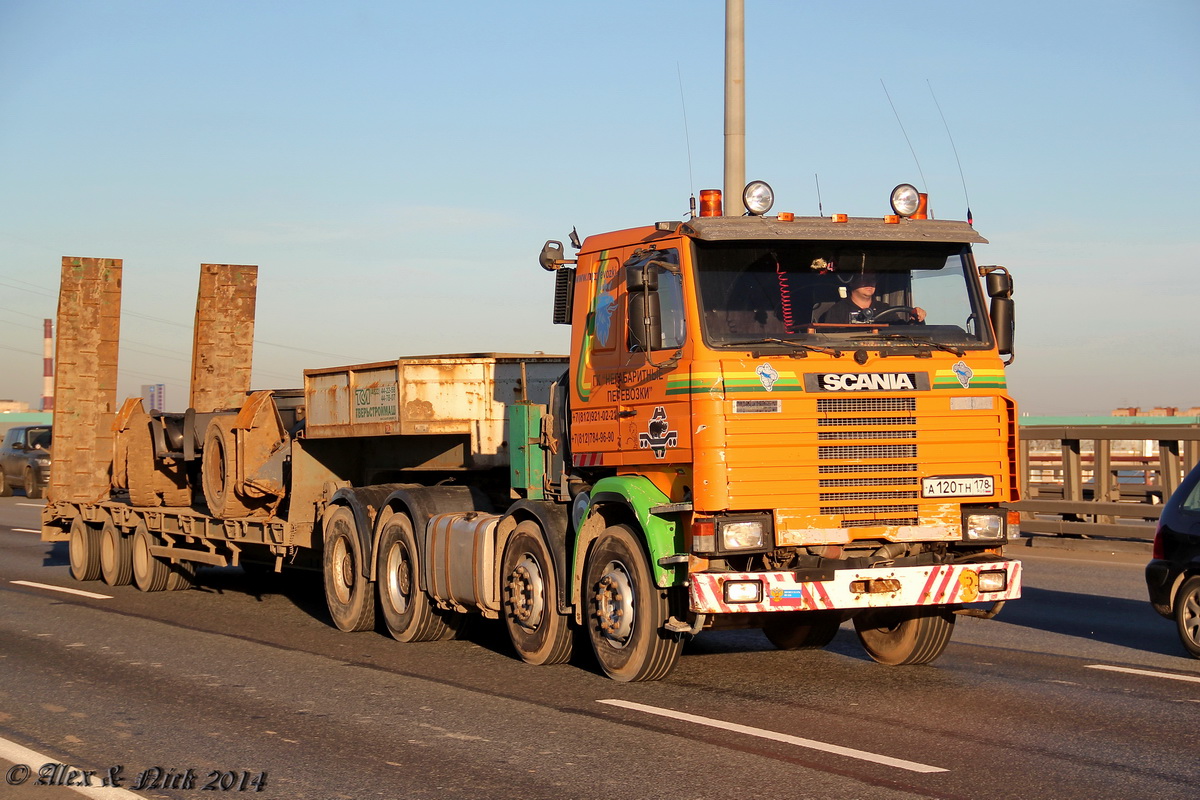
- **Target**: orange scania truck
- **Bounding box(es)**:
[43,181,1021,682]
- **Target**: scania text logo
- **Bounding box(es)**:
[816,372,919,392]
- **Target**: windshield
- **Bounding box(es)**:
[693,240,991,350]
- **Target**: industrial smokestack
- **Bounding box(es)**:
[42,318,54,411]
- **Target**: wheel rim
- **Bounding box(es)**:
[24,471,34,495]
[69,528,85,573]
[1183,590,1200,646]
[384,540,412,615]
[505,553,545,631]
[331,534,353,605]
[594,559,635,647]
[133,533,150,577]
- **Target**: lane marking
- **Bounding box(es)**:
[1087,664,1200,684]
[13,528,40,533]
[10,581,112,600]
[16,502,45,507]
[0,735,145,798]
[598,699,947,773]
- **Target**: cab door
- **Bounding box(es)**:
[615,247,691,469]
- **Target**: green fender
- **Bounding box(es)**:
[587,475,686,588]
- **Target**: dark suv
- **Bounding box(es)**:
[1146,459,1200,658]
[0,424,52,499]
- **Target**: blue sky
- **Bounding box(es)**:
[1,0,1197,415]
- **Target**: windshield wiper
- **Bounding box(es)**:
[858,334,966,357]
[738,338,844,357]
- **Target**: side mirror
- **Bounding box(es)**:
[981,267,1014,358]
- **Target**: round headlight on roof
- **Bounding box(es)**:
[742,180,774,216]
[890,183,921,217]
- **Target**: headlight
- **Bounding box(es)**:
[742,180,774,216]
[890,183,921,217]
[963,510,1006,541]
[35,457,51,467]
[718,516,769,551]
[723,580,763,604]
[978,570,1008,593]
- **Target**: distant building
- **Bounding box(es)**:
[0,399,32,413]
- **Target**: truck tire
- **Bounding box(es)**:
[132,522,170,592]
[1173,575,1200,659]
[68,517,102,582]
[501,521,573,666]
[322,505,375,632]
[0,469,11,497]
[99,520,133,587]
[376,511,456,642]
[763,610,842,650]
[584,524,683,682]
[23,468,42,500]
[852,606,956,665]
[166,561,197,591]
[202,416,255,517]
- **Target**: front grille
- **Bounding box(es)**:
[821,504,919,515]
[819,444,918,460]
[817,429,916,440]
[819,491,920,502]
[818,416,917,427]
[818,462,917,474]
[820,477,918,487]
[816,396,922,528]
[818,398,916,413]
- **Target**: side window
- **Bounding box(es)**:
[625,248,685,352]
[1180,468,1200,514]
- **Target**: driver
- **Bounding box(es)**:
[820,272,926,324]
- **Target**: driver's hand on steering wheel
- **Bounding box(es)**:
[912,306,926,322]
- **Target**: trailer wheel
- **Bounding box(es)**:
[376,512,456,642]
[763,610,842,650]
[322,505,375,632]
[132,521,170,592]
[99,520,132,586]
[852,606,956,665]
[1174,575,1200,659]
[166,560,197,591]
[501,521,573,666]
[584,524,683,682]
[68,517,102,582]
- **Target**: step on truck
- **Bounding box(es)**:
[43,182,1022,681]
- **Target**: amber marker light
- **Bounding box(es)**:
[699,189,723,217]
[778,211,794,222]
[884,214,900,224]
[831,213,848,223]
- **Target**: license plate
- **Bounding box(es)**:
[921,475,994,498]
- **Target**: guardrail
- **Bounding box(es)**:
[1013,424,1200,542]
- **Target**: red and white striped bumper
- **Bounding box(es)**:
[687,559,1022,615]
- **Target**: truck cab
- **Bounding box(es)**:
[544,183,1021,677]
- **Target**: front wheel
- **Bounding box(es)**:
[853,606,955,665]
[322,506,375,632]
[1174,575,1200,659]
[501,522,573,666]
[584,524,683,682]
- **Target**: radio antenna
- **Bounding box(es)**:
[814,173,824,217]
[928,79,972,225]
[880,79,927,192]
[677,62,696,214]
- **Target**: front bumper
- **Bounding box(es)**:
[688,559,1022,615]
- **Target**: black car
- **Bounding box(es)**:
[1146,459,1200,658]
[0,424,52,499]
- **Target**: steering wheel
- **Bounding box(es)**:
[871,305,919,323]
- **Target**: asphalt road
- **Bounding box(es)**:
[1,495,1197,800]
